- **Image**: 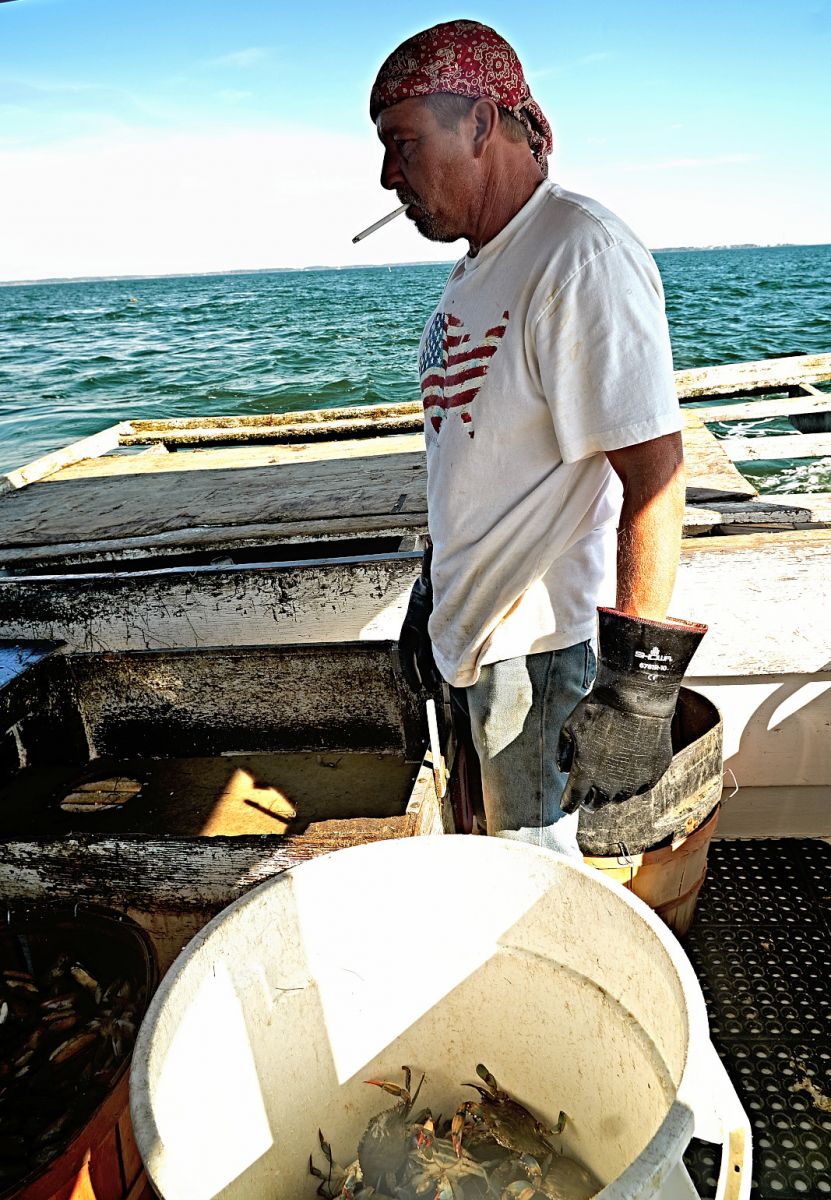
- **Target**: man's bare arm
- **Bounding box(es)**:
[606,431,685,620]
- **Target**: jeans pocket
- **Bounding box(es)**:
[582,641,597,691]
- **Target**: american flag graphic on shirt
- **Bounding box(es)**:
[419,308,510,438]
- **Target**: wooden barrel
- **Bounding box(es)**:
[10,1071,153,1200]
[0,907,157,1200]
[583,804,720,936]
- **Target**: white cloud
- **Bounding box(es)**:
[0,124,825,282]
[0,124,453,281]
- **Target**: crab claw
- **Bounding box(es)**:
[364,1079,411,1101]
[415,1116,435,1152]
[450,1108,467,1156]
[476,1063,499,1093]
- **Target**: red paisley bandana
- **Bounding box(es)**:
[370,20,552,171]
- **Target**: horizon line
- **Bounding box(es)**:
[1,242,828,287]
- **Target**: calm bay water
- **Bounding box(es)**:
[1,243,829,490]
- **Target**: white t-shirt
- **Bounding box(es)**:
[420,179,681,688]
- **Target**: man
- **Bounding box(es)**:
[371,20,705,855]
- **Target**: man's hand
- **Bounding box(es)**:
[558,608,706,812]
[398,544,442,692]
[558,431,702,812]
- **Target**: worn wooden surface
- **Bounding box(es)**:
[0,748,452,970]
[674,352,831,399]
[3,528,831,672]
[720,431,831,462]
[2,357,830,566]
[0,750,419,837]
[682,410,757,502]
[0,556,421,653]
[49,432,426,481]
[67,642,423,759]
[0,446,428,566]
[0,413,765,565]
[682,493,831,535]
[692,387,831,424]
[0,423,127,495]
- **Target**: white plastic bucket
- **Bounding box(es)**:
[130,836,751,1200]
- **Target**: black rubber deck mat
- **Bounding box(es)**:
[681,838,831,1199]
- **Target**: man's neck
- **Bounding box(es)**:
[467,158,544,256]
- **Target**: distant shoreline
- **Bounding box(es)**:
[1,243,828,288]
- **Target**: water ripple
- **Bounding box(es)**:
[1,249,830,488]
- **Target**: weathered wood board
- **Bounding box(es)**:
[0,447,428,566]
[692,389,831,425]
[0,640,452,969]
[48,432,426,481]
[68,643,422,759]
[3,531,830,681]
[682,493,831,535]
[0,409,762,567]
[0,750,420,838]
[0,556,421,653]
[681,411,757,502]
[674,352,831,399]
[721,431,831,462]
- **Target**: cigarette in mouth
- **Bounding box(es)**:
[352,203,407,244]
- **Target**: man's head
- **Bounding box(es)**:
[370,20,552,246]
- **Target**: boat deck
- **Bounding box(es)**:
[0,749,419,839]
[683,838,831,1200]
[0,353,829,571]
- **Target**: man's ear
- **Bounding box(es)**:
[470,97,500,158]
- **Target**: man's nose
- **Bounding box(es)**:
[380,147,405,191]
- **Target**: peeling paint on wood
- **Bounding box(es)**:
[66,642,424,758]
[0,556,419,653]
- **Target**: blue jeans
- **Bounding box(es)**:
[462,642,596,857]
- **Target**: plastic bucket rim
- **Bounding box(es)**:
[130,836,713,1199]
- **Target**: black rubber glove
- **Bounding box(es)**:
[558,607,707,814]
[398,544,442,693]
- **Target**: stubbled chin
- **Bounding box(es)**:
[414,215,459,243]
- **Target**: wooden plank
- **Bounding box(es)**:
[128,400,421,433]
[67,643,421,759]
[0,556,420,652]
[0,450,428,564]
[120,410,423,447]
[682,410,757,502]
[683,493,831,535]
[3,532,831,676]
[691,389,831,424]
[0,750,419,838]
[117,1110,145,1194]
[48,432,426,482]
[0,513,426,569]
[720,431,831,462]
[88,1122,123,1200]
[0,423,129,494]
[675,352,831,400]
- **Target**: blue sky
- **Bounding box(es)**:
[1,0,829,279]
